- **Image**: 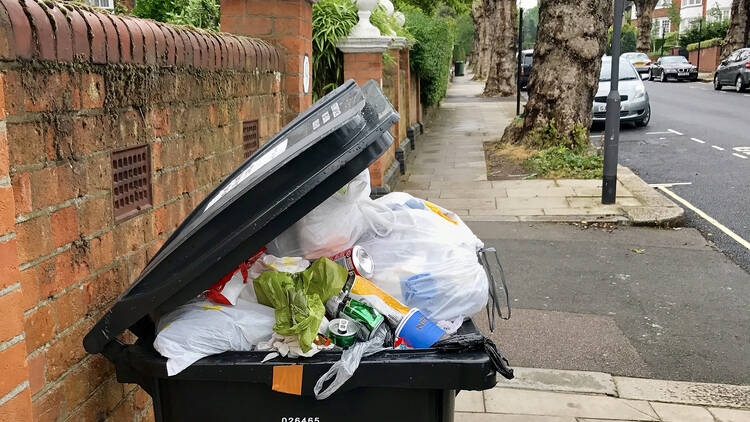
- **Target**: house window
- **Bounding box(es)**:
[87,0,114,9]
[682,0,701,7]
[655,0,671,9]
[653,17,671,37]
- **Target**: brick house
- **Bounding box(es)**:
[629,0,732,37]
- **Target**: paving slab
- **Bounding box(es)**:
[455,390,485,413]
[708,407,750,422]
[455,414,576,422]
[494,367,617,396]
[650,402,716,422]
[484,388,658,420]
[614,377,750,408]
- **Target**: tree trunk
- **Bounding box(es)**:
[484,0,517,97]
[469,4,483,71]
[501,0,611,148]
[721,0,750,59]
[475,0,495,79]
[634,0,660,53]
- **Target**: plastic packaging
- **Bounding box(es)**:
[313,323,388,400]
[358,193,488,322]
[153,298,276,376]
[266,170,396,259]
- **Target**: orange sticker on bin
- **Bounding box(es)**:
[272,365,303,395]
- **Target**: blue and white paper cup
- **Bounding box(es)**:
[395,308,445,349]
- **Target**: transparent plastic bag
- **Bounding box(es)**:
[313,324,388,400]
[358,193,488,322]
[153,298,275,376]
[266,170,395,258]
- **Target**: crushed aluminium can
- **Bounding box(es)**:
[328,245,374,279]
[342,299,384,340]
[327,318,357,348]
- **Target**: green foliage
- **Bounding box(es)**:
[686,37,724,51]
[453,14,473,61]
[521,6,538,49]
[404,8,456,106]
[393,0,473,15]
[167,0,220,30]
[131,0,220,30]
[653,31,678,53]
[608,23,637,54]
[311,0,358,99]
[680,18,729,46]
[524,146,603,179]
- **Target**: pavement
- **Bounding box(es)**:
[454,367,750,421]
[398,74,683,226]
[592,79,750,272]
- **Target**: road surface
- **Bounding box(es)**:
[593,79,750,272]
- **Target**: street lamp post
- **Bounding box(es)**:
[516,7,523,116]
[602,0,625,204]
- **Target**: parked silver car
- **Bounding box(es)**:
[592,56,650,127]
[621,52,652,75]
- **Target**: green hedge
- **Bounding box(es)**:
[686,37,723,51]
[404,8,456,106]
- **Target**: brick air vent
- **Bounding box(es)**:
[111,145,152,221]
[243,120,259,159]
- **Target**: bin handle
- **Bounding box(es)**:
[478,247,511,332]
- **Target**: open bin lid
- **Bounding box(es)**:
[84,80,399,355]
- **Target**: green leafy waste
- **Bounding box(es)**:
[253,258,348,352]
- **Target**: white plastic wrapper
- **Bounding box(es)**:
[154,298,275,376]
[266,170,395,259]
[358,193,488,322]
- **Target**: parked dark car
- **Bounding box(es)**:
[649,56,698,82]
[713,48,750,92]
[519,49,533,89]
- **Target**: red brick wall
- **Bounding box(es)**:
[689,45,721,72]
[0,1,282,421]
[220,0,313,125]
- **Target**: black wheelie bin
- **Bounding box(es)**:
[83,80,507,422]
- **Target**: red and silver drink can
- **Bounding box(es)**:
[328,245,374,279]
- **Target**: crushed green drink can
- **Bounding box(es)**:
[327,318,357,348]
[342,299,384,340]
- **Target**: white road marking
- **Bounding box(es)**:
[690,138,706,144]
[659,137,666,140]
[667,129,684,135]
[646,131,672,135]
[711,145,725,151]
[733,153,748,159]
[649,182,693,187]
[734,146,750,154]
[744,94,750,97]
[656,187,750,251]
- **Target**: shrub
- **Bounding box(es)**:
[311,0,358,99]
[404,9,456,106]
[686,37,723,51]
[608,23,637,54]
[453,14,473,61]
[680,18,729,46]
[132,0,220,30]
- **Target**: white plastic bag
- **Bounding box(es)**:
[239,254,310,302]
[153,298,275,376]
[358,193,488,322]
[266,170,395,258]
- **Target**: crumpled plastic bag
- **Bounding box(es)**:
[240,254,310,302]
[257,330,334,362]
[358,193,488,322]
[266,170,396,259]
[313,323,388,400]
[153,298,275,376]
[253,257,347,352]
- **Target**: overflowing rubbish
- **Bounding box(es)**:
[153,298,275,376]
[152,170,512,394]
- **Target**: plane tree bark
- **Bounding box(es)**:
[721,0,750,59]
[634,0,660,53]
[483,0,517,96]
[501,0,611,148]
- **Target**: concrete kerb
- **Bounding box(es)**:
[616,165,685,227]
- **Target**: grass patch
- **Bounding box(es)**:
[523,146,603,179]
[490,142,536,163]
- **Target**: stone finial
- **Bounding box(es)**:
[349,0,381,38]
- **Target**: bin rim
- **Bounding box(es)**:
[84,80,399,355]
